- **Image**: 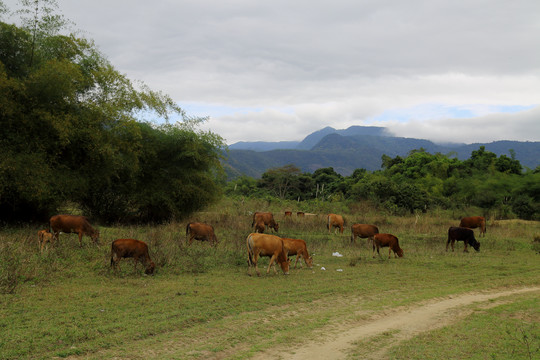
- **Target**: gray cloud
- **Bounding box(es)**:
[3,0,540,144]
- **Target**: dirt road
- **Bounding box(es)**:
[252,286,540,360]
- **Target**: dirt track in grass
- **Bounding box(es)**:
[252,286,540,360]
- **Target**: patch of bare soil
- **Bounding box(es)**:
[252,286,540,360]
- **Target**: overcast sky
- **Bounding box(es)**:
[4,0,540,144]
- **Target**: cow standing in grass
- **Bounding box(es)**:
[37,230,53,252]
[373,233,404,258]
[351,224,379,245]
[186,222,218,246]
[459,216,486,237]
[251,212,279,233]
[110,238,155,275]
[281,237,313,268]
[49,214,100,246]
[447,227,480,252]
[246,233,290,276]
[327,214,345,234]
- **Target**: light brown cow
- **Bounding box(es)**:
[37,229,53,252]
[459,216,486,237]
[350,224,379,245]
[246,233,290,276]
[110,238,155,275]
[49,214,99,246]
[281,237,313,268]
[252,212,279,232]
[186,222,218,246]
[327,213,344,234]
[373,233,404,258]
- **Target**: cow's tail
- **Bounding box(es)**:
[246,234,255,266]
[326,216,330,230]
[185,223,192,236]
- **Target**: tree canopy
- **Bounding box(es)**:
[0,1,224,223]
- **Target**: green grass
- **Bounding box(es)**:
[1,200,539,359]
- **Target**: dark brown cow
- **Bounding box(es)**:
[447,226,480,252]
[284,211,292,217]
[327,213,344,234]
[37,229,53,253]
[49,214,99,246]
[373,233,404,258]
[252,212,279,232]
[350,224,379,244]
[110,238,155,275]
[297,212,305,217]
[246,233,290,276]
[459,216,486,237]
[186,222,218,246]
[281,237,313,268]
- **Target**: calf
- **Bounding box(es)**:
[186,222,218,246]
[459,216,486,237]
[37,229,53,253]
[373,233,404,258]
[110,238,155,275]
[327,213,344,234]
[350,224,379,245]
[281,237,313,268]
[246,233,290,276]
[49,214,99,246]
[253,220,266,233]
[447,226,480,252]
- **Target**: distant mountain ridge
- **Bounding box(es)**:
[223,126,540,179]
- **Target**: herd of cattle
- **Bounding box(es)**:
[35,213,486,277]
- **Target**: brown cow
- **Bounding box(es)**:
[447,226,480,252]
[284,211,292,217]
[110,238,155,275]
[350,224,379,245]
[297,212,305,217]
[37,229,53,253]
[253,220,266,233]
[186,222,218,246]
[252,212,279,233]
[49,214,99,246]
[327,214,344,234]
[246,233,290,276]
[459,216,486,237]
[373,233,404,258]
[282,237,313,268]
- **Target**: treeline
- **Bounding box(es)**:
[0,1,224,223]
[225,147,540,220]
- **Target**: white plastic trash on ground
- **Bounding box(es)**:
[332,252,343,257]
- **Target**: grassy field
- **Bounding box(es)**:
[1,198,539,359]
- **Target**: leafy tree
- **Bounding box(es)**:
[258,164,301,199]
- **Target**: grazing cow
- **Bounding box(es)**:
[373,233,404,258]
[447,226,480,252]
[281,237,313,268]
[459,216,486,237]
[246,233,290,276]
[252,212,279,233]
[110,238,155,275]
[297,212,305,217]
[350,224,379,245]
[284,211,292,217]
[186,222,218,246]
[327,214,344,234]
[49,214,99,246]
[37,229,53,252]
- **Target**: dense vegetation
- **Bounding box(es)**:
[225,147,540,220]
[0,0,224,223]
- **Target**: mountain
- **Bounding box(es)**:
[223,127,540,179]
[228,140,300,152]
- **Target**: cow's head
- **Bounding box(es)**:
[273,222,279,232]
[280,258,290,275]
[145,261,156,275]
[472,241,480,252]
[305,256,314,268]
[396,248,404,257]
[91,230,100,245]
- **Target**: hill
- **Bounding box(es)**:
[223,127,540,179]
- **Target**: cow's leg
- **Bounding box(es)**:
[294,255,301,268]
[253,252,261,277]
[78,232,83,247]
[372,242,376,258]
[188,234,195,246]
[463,242,468,252]
[267,254,278,274]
